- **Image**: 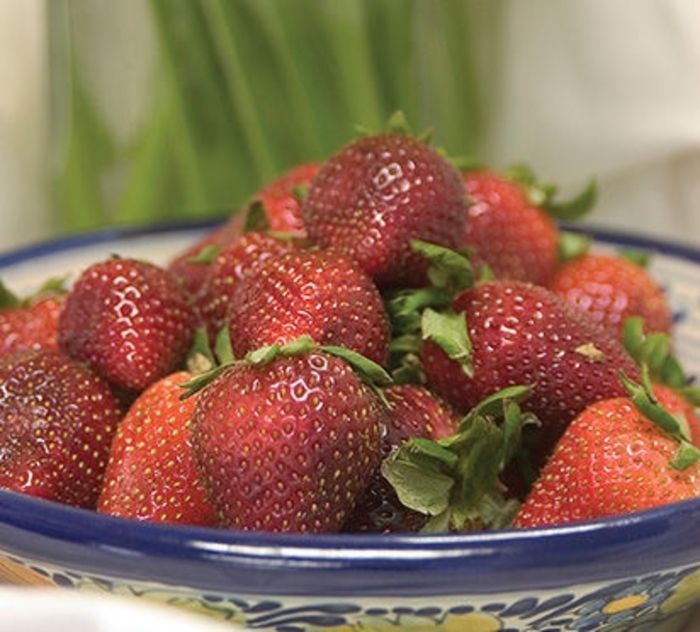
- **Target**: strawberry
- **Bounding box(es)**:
[57,257,198,394]
[167,213,246,298]
[97,370,216,526]
[513,377,700,528]
[246,161,321,237]
[549,250,673,338]
[0,349,124,508]
[460,169,561,286]
[342,383,461,533]
[0,279,65,358]
[189,339,388,533]
[301,119,468,288]
[193,230,299,342]
[421,279,641,468]
[226,247,391,367]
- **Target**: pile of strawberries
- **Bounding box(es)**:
[1,112,699,534]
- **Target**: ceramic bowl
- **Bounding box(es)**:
[1,221,700,632]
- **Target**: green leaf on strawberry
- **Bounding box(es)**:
[421,308,473,377]
[382,385,535,532]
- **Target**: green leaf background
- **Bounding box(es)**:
[48,0,499,235]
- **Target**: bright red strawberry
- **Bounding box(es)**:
[301,130,467,288]
[461,169,561,286]
[194,230,299,341]
[0,281,65,358]
[247,161,321,237]
[167,214,246,298]
[97,370,216,526]
[342,383,461,533]
[513,384,700,528]
[190,345,386,533]
[549,251,673,338]
[0,349,124,508]
[57,257,197,393]
[227,248,391,367]
[421,279,641,468]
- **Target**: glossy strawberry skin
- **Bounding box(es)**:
[57,257,198,394]
[549,251,673,338]
[194,231,299,341]
[342,384,461,533]
[421,280,640,464]
[227,248,391,367]
[97,371,216,526]
[251,161,321,237]
[191,351,385,533]
[0,294,64,359]
[0,349,124,508]
[301,133,468,288]
[514,394,700,528]
[461,170,560,286]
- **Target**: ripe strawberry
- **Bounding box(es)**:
[0,280,65,358]
[301,129,468,288]
[227,248,391,367]
[57,257,197,393]
[247,161,321,237]
[0,349,124,508]
[190,343,387,533]
[97,371,216,526]
[342,383,461,533]
[193,230,299,341]
[167,213,246,298]
[421,279,641,467]
[514,380,700,528]
[460,169,561,286]
[549,251,673,338]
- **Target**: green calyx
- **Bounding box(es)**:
[619,368,700,471]
[0,276,67,310]
[381,384,536,532]
[181,333,393,401]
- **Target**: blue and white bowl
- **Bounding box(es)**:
[1,221,700,632]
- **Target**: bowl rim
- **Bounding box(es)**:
[2,219,700,598]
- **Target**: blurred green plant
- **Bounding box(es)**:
[50,0,494,235]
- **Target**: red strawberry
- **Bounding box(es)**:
[247,161,321,237]
[514,381,700,528]
[549,251,673,338]
[167,214,246,298]
[194,230,299,341]
[97,370,216,526]
[0,280,65,358]
[227,248,391,367]
[342,383,461,533]
[461,169,561,286]
[421,279,641,467]
[57,257,198,393]
[0,349,124,508]
[190,343,387,533]
[301,129,468,288]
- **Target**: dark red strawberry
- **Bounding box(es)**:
[190,343,387,533]
[461,169,561,286]
[549,250,673,338]
[194,230,299,341]
[97,370,216,526]
[227,248,391,367]
[248,161,321,237]
[342,383,461,533]
[0,349,124,508]
[421,279,641,467]
[0,280,65,358]
[57,257,197,393]
[301,129,468,288]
